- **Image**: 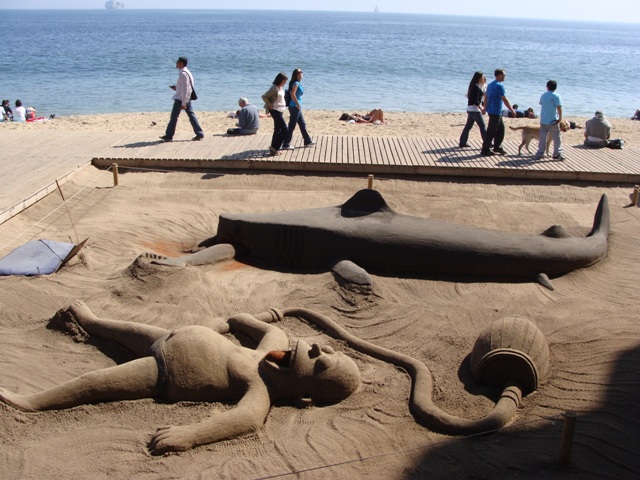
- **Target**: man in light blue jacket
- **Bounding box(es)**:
[534,80,564,160]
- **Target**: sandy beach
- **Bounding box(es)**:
[0,111,639,479]
[3,109,640,144]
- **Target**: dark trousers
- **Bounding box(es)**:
[269,109,288,150]
[165,99,203,138]
[459,111,486,146]
[482,113,504,153]
[283,107,312,146]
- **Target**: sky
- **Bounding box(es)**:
[1,0,639,24]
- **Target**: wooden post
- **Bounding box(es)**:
[557,411,577,466]
[112,163,119,187]
[631,185,640,206]
[367,174,374,189]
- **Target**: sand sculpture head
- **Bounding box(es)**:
[262,339,360,404]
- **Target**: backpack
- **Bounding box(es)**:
[284,89,291,106]
[606,138,624,149]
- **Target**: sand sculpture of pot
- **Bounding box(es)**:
[280,308,550,435]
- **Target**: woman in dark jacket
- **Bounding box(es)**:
[459,71,487,148]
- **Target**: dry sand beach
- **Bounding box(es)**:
[0,111,639,479]
[3,109,640,141]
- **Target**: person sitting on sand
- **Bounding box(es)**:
[1,99,12,121]
[0,301,360,455]
[584,110,611,148]
[13,99,26,122]
[25,106,36,121]
[632,109,640,121]
[339,109,385,124]
[227,97,260,135]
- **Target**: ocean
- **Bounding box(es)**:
[1,9,639,118]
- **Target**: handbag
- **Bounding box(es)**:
[187,72,197,101]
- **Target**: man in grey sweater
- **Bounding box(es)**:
[227,97,260,135]
[584,110,612,148]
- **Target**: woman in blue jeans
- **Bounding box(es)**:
[459,71,487,148]
[282,69,315,150]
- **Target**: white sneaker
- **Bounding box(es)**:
[281,145,295,151]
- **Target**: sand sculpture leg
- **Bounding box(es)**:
[0,301,166,412]
[0,358,159,412]
[52,300,169,355]
[142,243,237,267]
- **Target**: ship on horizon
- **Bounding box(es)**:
[105,1,124,9]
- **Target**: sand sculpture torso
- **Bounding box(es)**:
[151,326,259,402]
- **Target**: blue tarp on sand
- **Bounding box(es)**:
[0,239,83,276]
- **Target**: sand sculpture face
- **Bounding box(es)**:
[262,339,361,403]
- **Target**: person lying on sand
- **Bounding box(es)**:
[0,301,360,455]
[339,108,385,124]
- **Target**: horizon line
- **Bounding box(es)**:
[0,8,638,26]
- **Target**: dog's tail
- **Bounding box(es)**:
[508,126,526,131]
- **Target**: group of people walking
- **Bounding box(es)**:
[261,69,315,156]
[459,69,566,160]
[157,57,620,158]
[158,58,315,156]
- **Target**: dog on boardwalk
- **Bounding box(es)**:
[509,120,580,155]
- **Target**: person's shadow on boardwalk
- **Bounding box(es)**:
[495,156,565,167]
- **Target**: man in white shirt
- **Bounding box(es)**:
[160,56,204,142]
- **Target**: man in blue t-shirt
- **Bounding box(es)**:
[481,69,515,156]
[534,80,564,160]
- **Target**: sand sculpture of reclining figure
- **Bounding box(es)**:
[1,304,550,455]
[0,302,360,455]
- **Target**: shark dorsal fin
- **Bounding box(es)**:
[340,189,393,217]
[541,225,572,238]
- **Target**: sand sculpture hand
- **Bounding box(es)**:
[150,425,196,454]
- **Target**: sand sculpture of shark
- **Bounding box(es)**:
[150,189,610,289]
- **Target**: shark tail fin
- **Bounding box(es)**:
[587,194,610,238]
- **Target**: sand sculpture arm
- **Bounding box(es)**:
[227,310,288,351]
[149,361,271,455]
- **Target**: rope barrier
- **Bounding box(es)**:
[0,165,112,254]
[253,413,565,480]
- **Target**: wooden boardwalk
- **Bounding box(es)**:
[92,133,640,183]
[2,129,639,225]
